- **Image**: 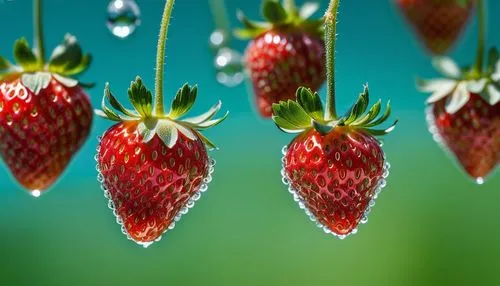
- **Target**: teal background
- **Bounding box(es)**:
[1,0,499,285]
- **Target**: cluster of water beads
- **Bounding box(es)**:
[106,0,141,39]
[209,30,245,88]
[425,107,486,185]
[280,145,391,240]
[95,136,217,248]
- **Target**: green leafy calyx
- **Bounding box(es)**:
[96,77,228,149]
[0,34,92,91]
[234,0,324,39]
[272,86,397,136]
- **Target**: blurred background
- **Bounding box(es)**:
[0,0,499,285]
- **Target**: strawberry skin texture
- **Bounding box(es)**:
[0,77,92,192]
[246,31,326,117]
[396,0,474,55]
[284,128,386,236]
[97,122,210,244]
[430,93,499,180]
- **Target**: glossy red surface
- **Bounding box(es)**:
[98,122,210,244]
[0,77,92,192]
[284,128,385,235]
[245,30,325,117]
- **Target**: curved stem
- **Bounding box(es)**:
[324,0,340,120]
[154,0,176,117]
[475,0,486,73]
[209,0,232,45]
[34,0,45,66]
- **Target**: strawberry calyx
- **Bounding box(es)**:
[234,0,323,39]
[417,50,500,114]
[0,34,92,93]
[96,77,228,150]
[272,85,397,136]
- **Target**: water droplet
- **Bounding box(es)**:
[107,0,141,39]
[214,48,245,87]
[209,29,229,51]
[30,190,41,198]
[476,177,485,185]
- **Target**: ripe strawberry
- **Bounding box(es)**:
[96,0,228,247]
[418,54,499,183]
[395,0,475,55]
[274,87,397,238]
[235,0,326,117]
[0,77,92,193]
[0,0,93,196]
[429,94,499,181]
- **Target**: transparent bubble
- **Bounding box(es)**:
[209,29,230,51]
[106,0,141,39]
[214,48,245,87]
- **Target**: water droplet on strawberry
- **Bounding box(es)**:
[214,48,245,87]
[107,0,141,39]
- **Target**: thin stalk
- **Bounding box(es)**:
[324,0,340,120]
[209,0,232,45]
[34,0,45,66]
[154,0,176,117]
[284,0,298,14]
[475,0,486,73]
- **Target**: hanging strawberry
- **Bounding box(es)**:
[395,0,475,55]
[418,0,499,184]
[95,0,228,247]
[235,0,326,118]
[273,0,397,238]
[0,0,93,196]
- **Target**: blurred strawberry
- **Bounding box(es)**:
[419,55,500,183]
[396,0,475,55]
[0,2,93,196]
[235,0,326,117]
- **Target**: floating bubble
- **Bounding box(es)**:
[214,48,245,87]
[209,29,230,51]
[107,0,141,39]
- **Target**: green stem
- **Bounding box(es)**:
[475,0,486,73]
[209,0,232,45]
[284,0,298,14]
[154,0,176,117]
[324,0,340,120]
[34,0,45,66]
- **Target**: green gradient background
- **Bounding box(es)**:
[1,0,499,285]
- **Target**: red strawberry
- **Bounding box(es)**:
[0,77,92,194]
[282,127,389,236]
[236,0,326,117]
[273,86,397,238]
[97,120,213,245]
[96,0,228,247]
[396,0,475,55]
[0,0,93,196]
[427,93,499,182]
[418,46,499,182]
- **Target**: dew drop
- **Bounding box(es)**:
[106,0,141,39]
[214,48,245,87]
[476,177,485,185]
[209,29,229,51]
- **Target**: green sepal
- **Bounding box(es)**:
[0,56,12,71]
[195,130,218,150]
[342,85,370,125]
[487,47,499,74]
[272,100,313,133]
[21,72,51,94]
[48,34,92,76]
[128,76,153,118]
[13,38,39,72]
[262,0,288,24]
[168,84,197,119]
[362,120,398,136]
[296,87,324,122]
[299,2,320,19]
[184,101,222,124]
[192,111,229,130]
[234,10,271,39]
